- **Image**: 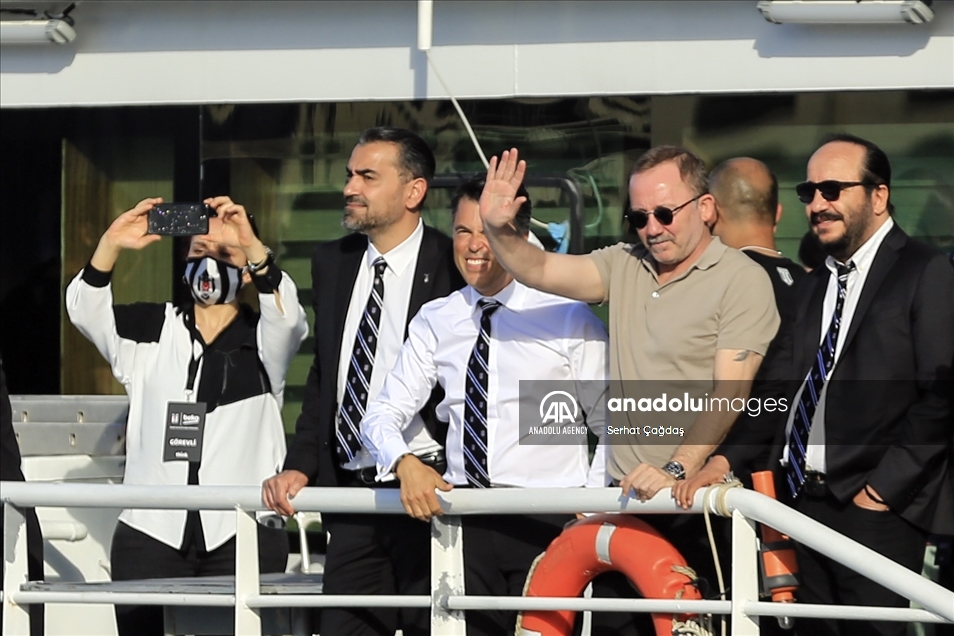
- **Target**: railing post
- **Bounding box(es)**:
[2,501,30,636]
[731,508,760,635]
[431,513,466,635]
[234,507,262,636]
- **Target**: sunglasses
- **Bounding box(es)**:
[795,180,877,204]
[625,194,702,231]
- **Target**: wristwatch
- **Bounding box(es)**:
[247,246,275,274]
[661,460,686,481]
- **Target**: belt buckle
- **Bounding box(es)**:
[802,472,827,497]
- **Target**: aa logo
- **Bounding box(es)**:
[539,390,579,425]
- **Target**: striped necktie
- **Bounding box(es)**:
[463,299,501,488]
[786,261,855,497]
[336,257,388,464]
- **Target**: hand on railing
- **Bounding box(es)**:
[673,455,732,509]
[395,454,453,521]
[261,469,309,516]
[619,464,676,502]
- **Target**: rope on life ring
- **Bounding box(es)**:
[516,513,712,636]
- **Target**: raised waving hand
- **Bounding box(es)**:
[479,148,528,232]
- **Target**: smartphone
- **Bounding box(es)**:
[147,203,211,236]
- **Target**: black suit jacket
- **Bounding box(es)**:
[722,225,954,534]
[283,225,464,487]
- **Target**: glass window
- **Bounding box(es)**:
[197,91,953,432]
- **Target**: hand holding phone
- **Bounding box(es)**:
[91,198,164,272]
[147,203,211,236]
[204,196,260,251]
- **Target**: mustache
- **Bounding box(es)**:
[345,195,368,207]
[646,235,670,245]
[811,211,843,225]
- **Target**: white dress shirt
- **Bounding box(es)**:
[337,219,440,471]
[783,217,895,473]
[361,280,610,488]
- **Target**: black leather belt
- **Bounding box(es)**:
[340,449,447,487]
[802,471,828,498]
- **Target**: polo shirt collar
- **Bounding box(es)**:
[639,236,728,283]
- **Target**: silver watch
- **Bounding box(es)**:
[661,460,686,481]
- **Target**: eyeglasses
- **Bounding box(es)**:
[795,180,877,204]
[625,194,702,231]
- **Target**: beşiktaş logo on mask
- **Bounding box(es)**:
[185,256,243,305]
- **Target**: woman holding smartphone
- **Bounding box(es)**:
[66,196,308,636]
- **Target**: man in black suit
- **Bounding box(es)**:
[681,134,954,636]
[262,127,463,636]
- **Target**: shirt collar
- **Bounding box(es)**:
[462,278,525,313]
[824,216,894,277]
[365,218,424,276]
[638,236,728,281]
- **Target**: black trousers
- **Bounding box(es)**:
[110,520,289,636]
[462,513,574,636]
[791,491,927,636]
[320,511,431,636]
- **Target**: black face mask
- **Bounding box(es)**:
[184,256,244,306]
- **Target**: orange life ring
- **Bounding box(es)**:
[517,513,703,636]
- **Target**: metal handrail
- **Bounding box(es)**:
[711,486,953,622]
[2,482,952,636]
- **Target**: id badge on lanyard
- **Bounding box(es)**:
[162,338,207,462]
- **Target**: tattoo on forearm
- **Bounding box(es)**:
[733,350,752,362]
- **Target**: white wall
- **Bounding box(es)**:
[1,0,952,108]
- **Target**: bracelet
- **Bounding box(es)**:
[247,246,274,274]
[864,484,886,504]
[393,453,414,476]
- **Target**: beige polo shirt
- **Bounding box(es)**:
[588,237,779,479]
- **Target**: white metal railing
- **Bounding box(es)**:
[2,482,952,636]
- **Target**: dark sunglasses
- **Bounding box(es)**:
[795,180,877,204]
[625,194,702,231]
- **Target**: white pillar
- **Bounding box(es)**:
[431,514,466,635]
[234,508,262,636]
[730,508,761,635]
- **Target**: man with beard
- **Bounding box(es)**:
[262,127,463,636]
[679,134,954,636]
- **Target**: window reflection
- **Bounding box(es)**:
[197,92,953,432]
